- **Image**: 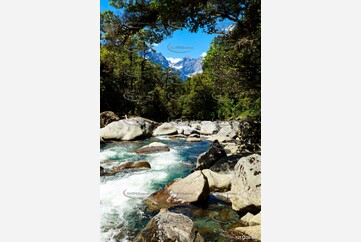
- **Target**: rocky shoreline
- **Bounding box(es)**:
[100,112,261,241]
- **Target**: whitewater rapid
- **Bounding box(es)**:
[100,139,202,242]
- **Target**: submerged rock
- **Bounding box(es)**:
[100,117,157,141]
[195,140,227,170]
[230,154,261,213]
[105,161,151,175]
[168,204,244,242]
[100,111,120,128]
[153,122,178,136]
[134,142,170,154]
[133,209,204,242]
[145,171,210,211]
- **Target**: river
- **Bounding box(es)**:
[100,137,212,241]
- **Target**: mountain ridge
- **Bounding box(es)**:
[146,52,203,80]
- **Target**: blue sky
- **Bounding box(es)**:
[100,0,216,59]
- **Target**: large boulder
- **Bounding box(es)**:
[133,209,204,242]
[134,142,170,154]
[202,169,232,192]
[145,171,210,211]
[230,154,261,213]
[238,118,261,153]
[100,111,120,128]
[200,121,219,135]
[209,154,243,174]
[100,117,156,141]
[195,140,227,170]
[153,123,178,136]
[216,126,237,139]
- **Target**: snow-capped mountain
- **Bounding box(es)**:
[146,52,169,68]
[172,56,203,79]
[146,52,203,80]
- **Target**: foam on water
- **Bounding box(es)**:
[100,144,139,162]
[153,135,171,141]
[100,144,184,242]
[100,139,211,242]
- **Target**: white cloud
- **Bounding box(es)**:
[200,52,207,57]
[152,43,159,47]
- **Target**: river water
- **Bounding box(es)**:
[100,137,211,242]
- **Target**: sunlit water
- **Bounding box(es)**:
[100,137,211,242]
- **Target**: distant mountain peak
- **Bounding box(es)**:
[166,57,183,67]
[147,52,203,80]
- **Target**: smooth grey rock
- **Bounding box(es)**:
[100,117,156,141]
[202,169,232,192]
[153,123,178,136]
[209,154,243,174]
[216,126,237,138]
[145,171,210,211]
[200,121,219,135]
[195,140,227,170]
[133,209,204,242]
[230,154,261,212]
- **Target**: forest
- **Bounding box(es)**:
[100,0,260,121]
